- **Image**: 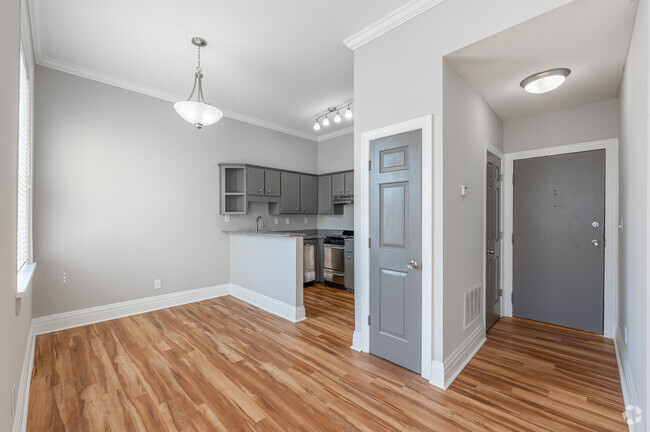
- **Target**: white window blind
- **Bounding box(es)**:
[17,48,31,271]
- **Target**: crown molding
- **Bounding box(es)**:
[317,126,354,142]
[343,0,448,51]
[37,56,321,142]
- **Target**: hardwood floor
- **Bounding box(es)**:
[27,284,627,431]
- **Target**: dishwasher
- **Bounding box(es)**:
[303,239,316,284]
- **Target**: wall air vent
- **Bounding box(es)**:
[464,285,482,329]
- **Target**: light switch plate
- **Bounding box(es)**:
[285,218,290,225]
[274,218,279,225]
[153,279,162,290]
[225,215,231,222]
[304,217,308,224]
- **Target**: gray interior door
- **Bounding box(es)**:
[369,129,422,373]
[486,152,501,330]
[513,150,605,334]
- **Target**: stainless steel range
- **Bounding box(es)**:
[323,230,353,287]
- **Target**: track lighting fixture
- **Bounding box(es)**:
[312,102,353,131]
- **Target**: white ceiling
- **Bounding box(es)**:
[445,0,638,121]
[29,0,410,139]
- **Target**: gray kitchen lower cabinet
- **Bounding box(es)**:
[344,252,354,291]
[247,167,265,195]
[318,176,332,214]
[265,170,280,196]
[280,172,300,214]
[332,173,345,197]
[300,175,318,214]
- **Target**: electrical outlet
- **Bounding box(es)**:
[225,215,231,222]
[274,217,279,225]
[153,279,162,290]
[285,218,290,225]
[11,384,15,417]
[624,326,628,344]
[304,217,308,224]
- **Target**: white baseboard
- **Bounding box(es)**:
[430,324,486,390]
[12,326,35,432]
[351,331,367,352]
[32,284,231,335]
[614,326,644,432]
[230,284,306,323]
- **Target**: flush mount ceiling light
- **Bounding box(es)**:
[174,37,223,129]
[520,68,571,94]
[313,102,352,131]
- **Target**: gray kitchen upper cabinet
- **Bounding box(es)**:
[345,171,354,195]
[265,170,280,196]
[332,173,345,196]
[247,167,265,196]
[280,172,300,214]
[318,176,332,214]
[300,175,318,214]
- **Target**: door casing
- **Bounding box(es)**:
[354,115,439,385]
[502,139,619,339]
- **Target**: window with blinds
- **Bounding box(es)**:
[17,48,31,271]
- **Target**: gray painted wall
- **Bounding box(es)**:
[618,0,648,424]
[33,66,319,317]
[354,0,571,363]
[317,133,354,230]
[504,98,620,153]
[0,0,33,430]
[443,61,503,356]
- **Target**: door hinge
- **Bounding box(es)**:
[511,233,515,245]
[512,173,515,185]
[498,288,503,297]
[369,160,372,171]
[369,238,371,248]
[499,174,504,182]
[368,315,371,326]
[499,231,503,240]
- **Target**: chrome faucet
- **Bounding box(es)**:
[256,216,265,233]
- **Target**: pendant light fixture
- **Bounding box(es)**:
[520,68,571,94]
[174,37,223,129]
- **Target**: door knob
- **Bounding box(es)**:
[267,189,271,193]
[487,249,495,255]
[407,260,419,269]
[259,188,263,192]
[591,239,601,247]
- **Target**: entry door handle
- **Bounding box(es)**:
[407,260,419,269]
[591,239,601,247]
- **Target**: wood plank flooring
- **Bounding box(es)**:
[27,284,627,431]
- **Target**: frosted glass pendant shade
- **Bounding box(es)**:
[174,101,223,129]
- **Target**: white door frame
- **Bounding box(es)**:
[503,138,619,338]
[483,141,505,326]
[353,115,440,383]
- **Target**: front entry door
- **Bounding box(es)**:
[513,150,605,334]
[369,130,422,373]
[486,152,502,330]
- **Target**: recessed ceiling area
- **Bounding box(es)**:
[29,0,411,138]
[444,0,638,121]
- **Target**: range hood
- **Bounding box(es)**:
[332,195,354,205]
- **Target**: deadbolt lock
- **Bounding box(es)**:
[592,221,600,228]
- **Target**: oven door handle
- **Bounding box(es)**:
[325,245,345,250]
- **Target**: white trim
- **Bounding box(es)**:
[343,0,448,50]
[12,326,35,432]
[503,139,619,338]
[614,326,644,431]
[483,142,505,323]
[356,115,436,383]
[20,0,35,76]
[32,284,231,335]
[429,324,486,390]
[34,55,320,142]
[16,262,36,298]
[230,284,306,323]
[317,126,354,142]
